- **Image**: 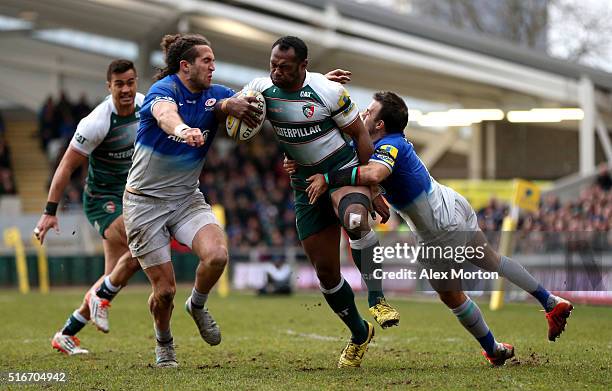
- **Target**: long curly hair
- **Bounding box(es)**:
[154,33,211,81]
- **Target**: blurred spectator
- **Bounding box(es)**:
[198,127,298,247]
[0,135,16,195]
[257,257,293,296]
[480,182,610,253]
[0,110,5,135]
[38,96,57,151]
[596,163,612,191]
[72,93,91,122]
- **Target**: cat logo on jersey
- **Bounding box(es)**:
[374,144,399,167]
[302,104,315,118]
[74,132,87,145]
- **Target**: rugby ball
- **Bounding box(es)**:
[226,89,266,141]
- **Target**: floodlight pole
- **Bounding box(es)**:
[579,76,596,176]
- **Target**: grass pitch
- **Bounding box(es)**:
[0,286,610,390]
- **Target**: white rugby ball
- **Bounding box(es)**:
[226,89,266,141]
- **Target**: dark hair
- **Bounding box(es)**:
[155,33,211,80]
[272,36,308,62]
[372,91,408,133]
[107,59,136,82]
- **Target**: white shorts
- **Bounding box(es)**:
[123,189,220,269]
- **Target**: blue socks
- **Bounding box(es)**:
[451,297,499,356]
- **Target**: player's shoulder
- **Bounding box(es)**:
[375,134,407,154]
[208,84,235,99]
[81,96,113,128]
[306,72,348,108]
[73,96,113,143]
[307,72,343,94]
[244,77,274,92]
[149,75,178,94]
[135,92,145,107]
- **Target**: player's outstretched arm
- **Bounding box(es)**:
[325,69,351,84]
[34,147,87,244]
[153,100,204,147]
[305,162,390,204]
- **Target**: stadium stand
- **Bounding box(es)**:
[0,112,18,196]
[478,176,611,252]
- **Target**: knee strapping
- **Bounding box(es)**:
[338,193,370,237]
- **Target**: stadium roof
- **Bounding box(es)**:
[1,0,611,113]
[299,0,612,92]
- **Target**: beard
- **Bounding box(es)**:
[188,69,210,91]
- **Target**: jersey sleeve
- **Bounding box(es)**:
[142,82,177,116]
[370,142,400,173]
[69,100,111,156]
[326,81,359,129]
[134,92,146,108]
[215,85,235,100]
[243,77,273,94]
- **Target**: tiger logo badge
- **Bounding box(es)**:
[302,104,315,119]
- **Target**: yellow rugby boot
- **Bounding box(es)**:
[337,321,375,368]
[369,298,400,329]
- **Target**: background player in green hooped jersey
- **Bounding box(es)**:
[34,60,143,355]
[244,36,400,368]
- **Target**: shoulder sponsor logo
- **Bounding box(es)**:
[302,104,315,118]
[300,91,312,98]
[337,88,350,108]
[374,144,399,167]
[341,103,355,117]
[153,96,175,104]
[378,144,399,158]
[74,132,87,144]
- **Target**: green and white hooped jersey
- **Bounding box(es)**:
[70,93,144,196]
[244,72,360,189]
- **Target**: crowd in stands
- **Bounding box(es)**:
[477,165,612,253]
[0,111,17,195]
[38,92,91,210]
[199,130,300,249]
[37,90,610,251]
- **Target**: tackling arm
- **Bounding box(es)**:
[326,161,391,187]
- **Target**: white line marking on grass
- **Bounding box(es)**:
[285,329,339,342]
[443,338,461,342]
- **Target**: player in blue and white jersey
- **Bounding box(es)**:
[303,91,574,366]
[123,33,262,367]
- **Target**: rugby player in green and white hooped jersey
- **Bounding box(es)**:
[34,60,142,355]
[244,36,399,368]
